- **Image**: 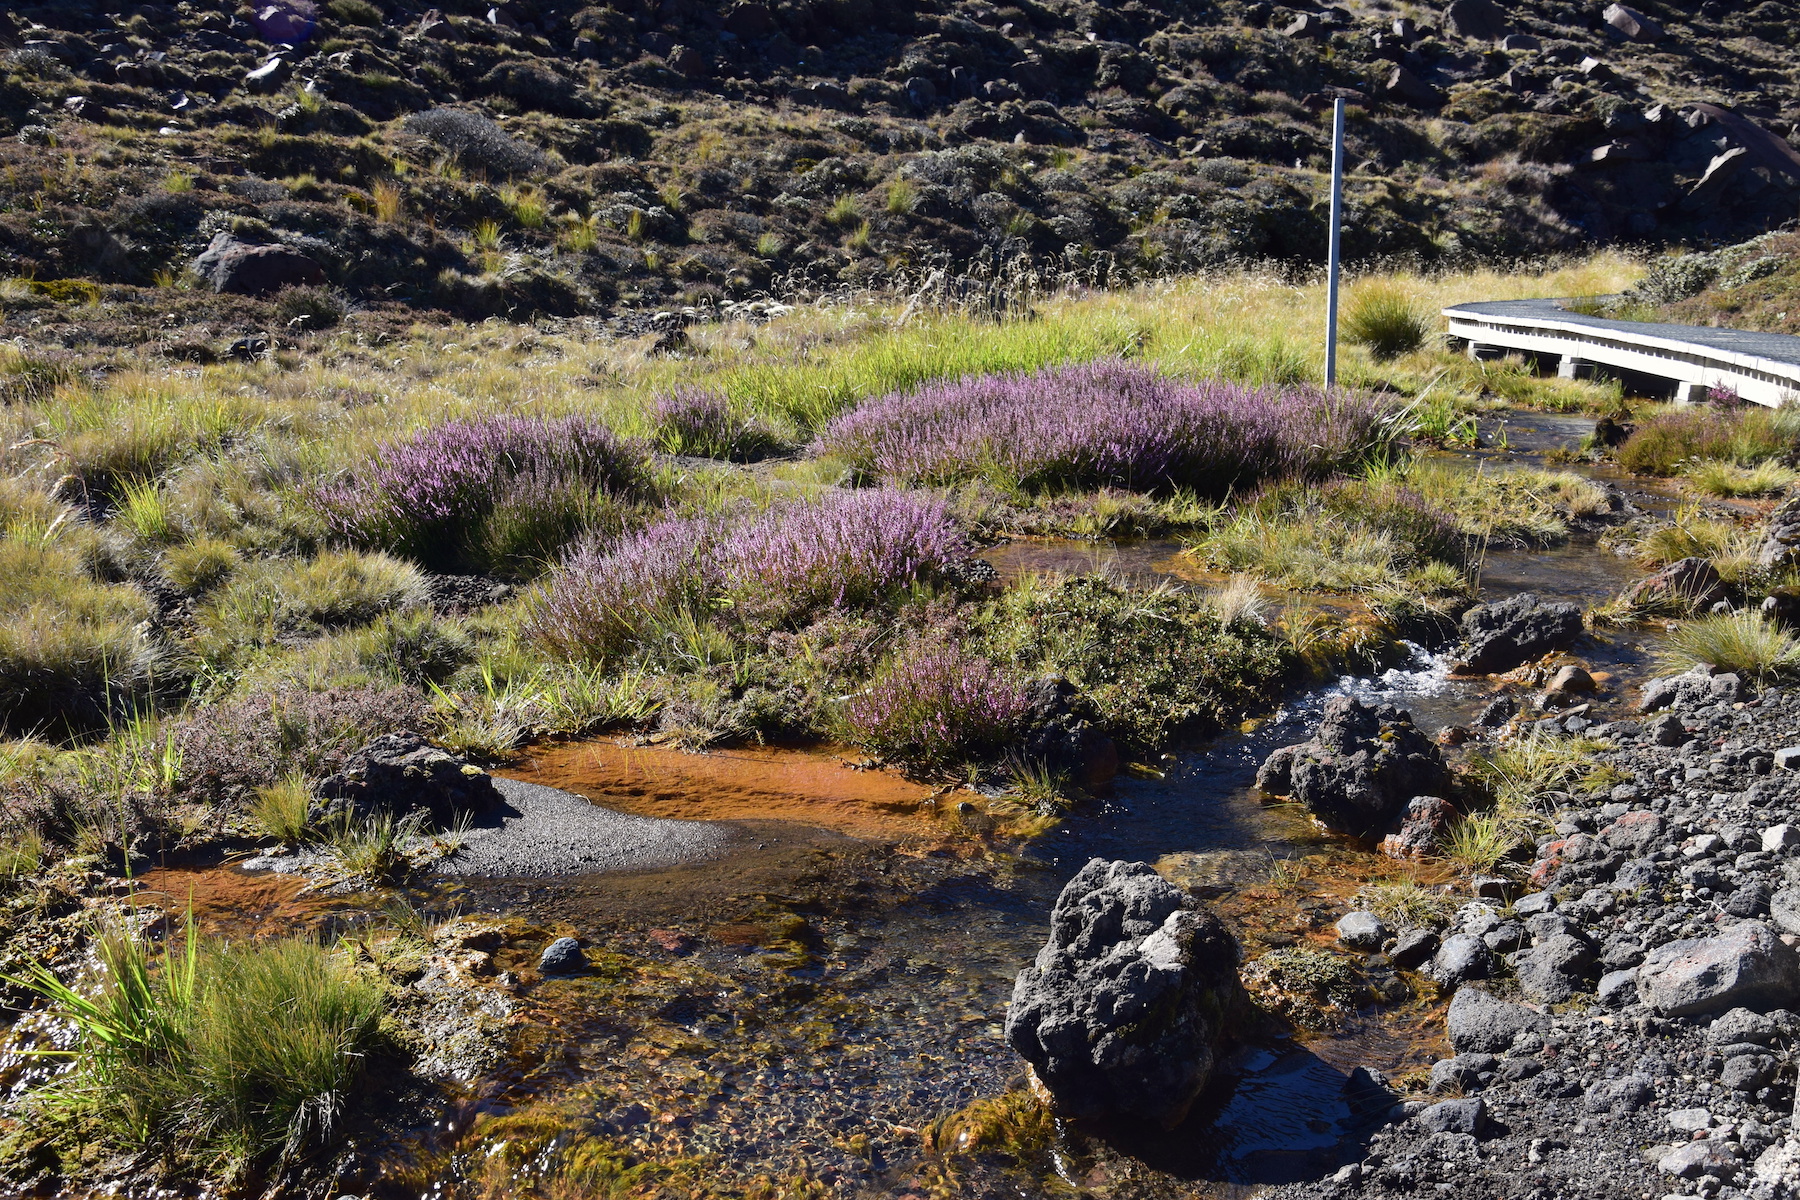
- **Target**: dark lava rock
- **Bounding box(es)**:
[1380,795,1455,859]
[1621,556,1724,612]
[1637,922,1800,1017]
[1512,933,1597,1003]
[1020,676,1118,793]
[1760,493,1800,569]
[1454,592,1583,675]
[190,231,325,296]
[1640,665,1746,713]
[1447,986,1548,1053]
[310,730,502,830]
[1390,928,1440,970]
[1256,697,1449,837]
[1429,932,1493,990]
[1005,858,1243,1128]
[538,936,587,974]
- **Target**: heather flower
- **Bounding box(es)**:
[721,489,967,620]
[816,360,1392,495]
[526,516,722,663]
[652,387,787,461]
[528,489,969,661]
[842,638,1035,773]
[317,414,651,575]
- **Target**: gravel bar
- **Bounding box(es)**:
[436,777,734,878]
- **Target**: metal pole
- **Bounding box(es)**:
[1325,97,1345,389]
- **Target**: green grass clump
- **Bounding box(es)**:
[1681,458,1797,498]
[13,923,384,1175]
[1440,810,1527,877]
[251,772,312,845]
[1357,878,1457,930]
[162,538,241,595]
[1342,283,1429,360]
[1616,405,1800,476]
[1657,611,1800,680]
[201,550,427,646]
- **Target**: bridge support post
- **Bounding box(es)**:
[1556,354,1588,380]
[1674,381,1701,405]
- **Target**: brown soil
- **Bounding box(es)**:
[499,740,946,840]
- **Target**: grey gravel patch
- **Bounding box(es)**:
[435,776,733,878]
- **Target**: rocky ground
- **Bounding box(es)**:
[1275,660,1800,1199]
[5,0,1800,347]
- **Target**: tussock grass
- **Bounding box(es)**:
[1617,405,1800,476]
[1682,458,1797,498]
[1342,282,1429,360]
[12,921,384,1174]
[1657,611,1800,680]
[1441,810,1526,877]
[1357,877,1457,930]
[201,550,427,644]
[251,773,311,845]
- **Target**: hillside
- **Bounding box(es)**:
[2,0,1799,352]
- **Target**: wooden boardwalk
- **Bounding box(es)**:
[1442,299,1800,408]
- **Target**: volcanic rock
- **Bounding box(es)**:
[1256,697,1450,837]
[1005,858,1243,1128]
[191,232,325,296]
[1454,593,1584,675]
[1637,922,1800,1017]
[1622,556,1724,612]
[310,730,502,829]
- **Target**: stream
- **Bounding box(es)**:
[131,412,1713,1197]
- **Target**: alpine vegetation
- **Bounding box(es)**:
[528,488,968,663]
[816,360,1395,494]
[317,415,653,576]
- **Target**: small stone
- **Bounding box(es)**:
[1652,713,1690,747]
[1429,1053,1496,1094]
[1774,747,1800,770]
[1669,1108,1714,1134]
[1336,911,1391,951]
[1447,986,1549,1054]
[539,937,587,975]
[1598,968,1639,1008]
[1513,892,1555,917]
[1658,1138,1739,1182]
[1430,933,1493,989]
[1548,664,1596,694]
[1390,928,1439,970]
[1763,824,1800,852]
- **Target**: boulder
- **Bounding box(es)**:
[1621,556,1724,613]
[1637,922,1800,1017]
[1601,810,1666,856]
[1005,859,1243,1128]
[1547,664,1595,695]
[310,730,502,830]
[1256,697,1449,837]
[1769,888,1800,936]
[1390,928,1440,970]
[1454,593,1584,675]
[1443,0,1506,40]
[1640,665,1745,713]
[1383,65,1442,108]
[1416,1096,1487,1134]
[1447,986,1548,1053]
[191,232,325,296]
[1603,3,1663,42]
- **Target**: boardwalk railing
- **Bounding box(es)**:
[1442,299,1800,409]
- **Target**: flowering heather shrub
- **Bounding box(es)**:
[843,639,1034,773]
[529,490,968,661]
[175,684,429,808]
[721,489,967,620]
[526,516,723,663]
[652,388,787,461]
[318,415,651,576]
[816,361,1393,495]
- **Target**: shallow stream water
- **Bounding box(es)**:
[128,412,1711,1196]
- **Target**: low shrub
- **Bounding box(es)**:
[175,684,429,807]
[982,575,1293,752]
[273,286,346,331]
[14,925,385,1173]
[317,415,651,576]
[405,108,548,178]
[815,360,1395,495]
[1341,282,1429,360]
[526,516,722,664]
[842,638,1034,774]
[651,388,787,461]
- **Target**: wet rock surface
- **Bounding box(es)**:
[1454,591,1585,675]
[1277,669,1800,1200]
[1005,858,1243,1128]
[1257,695,1449,837]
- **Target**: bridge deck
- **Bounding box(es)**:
[1441,298,1800,408]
